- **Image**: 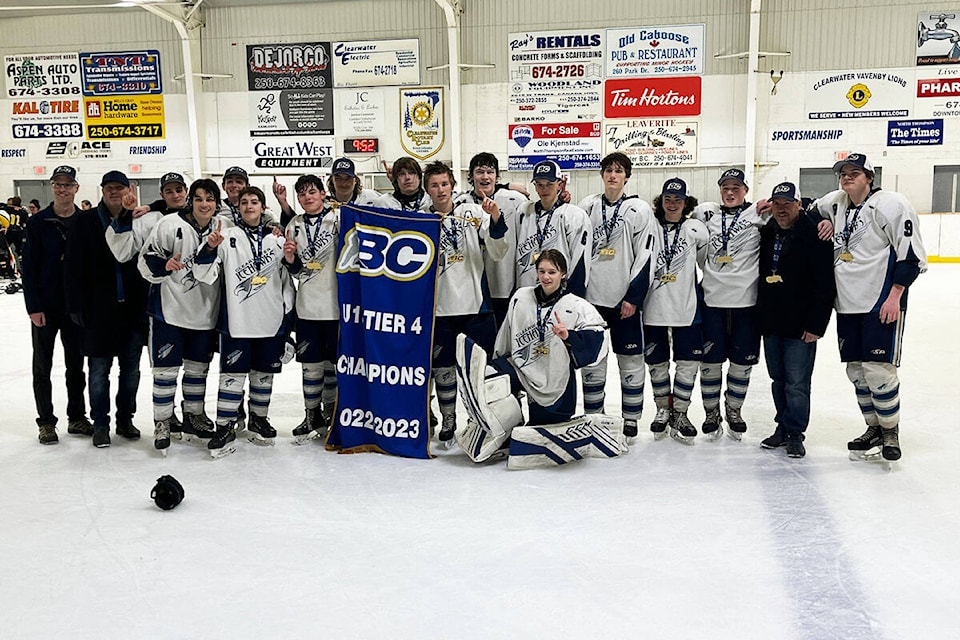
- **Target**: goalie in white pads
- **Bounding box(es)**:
[456,334,626,468]
[455,249,626,467]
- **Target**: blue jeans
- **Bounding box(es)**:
[763,335,817,437]
[89,329,145,430]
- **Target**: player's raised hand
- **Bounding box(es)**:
[481,195,500,221]
[207,218,224,248]
[283,228,297,263]
[551,311,569,340]
[165,253,185,272]
[272,176,287,203]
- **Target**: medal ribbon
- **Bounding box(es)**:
[534,199,561,252]
[661,221,683,274]
[601,195,625,245]
[720,204,745,256]
[842,189,876,254]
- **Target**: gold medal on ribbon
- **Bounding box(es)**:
[765,274,783,283]
[532,252,541,264]
[839,251,854,262]
[716,255,733,264]
[599,247,616,257]
[659,273,677,283]
[448,253,465,263]
[306,261,322,270]
[251,275,268,285]
[534,344,550,356]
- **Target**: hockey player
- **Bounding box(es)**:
[218,166,282,229]
[690,169,766,440]
[515,160,591,297]
[326,157,381,207]
[194,186,296,458]
[578,152,654,442]
[138,179,223,454]
[20,166,92,444]
[376,156,432,211]
[423,160,509,445]
[452,152,527,329]
[811,153,926,462]
[491,249,607,426]
[107,171,188,262]
[643,178,709,444]
[282,174,341,444]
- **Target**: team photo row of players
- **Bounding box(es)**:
[19,151,925,462]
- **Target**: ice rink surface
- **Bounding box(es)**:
[0,265,957,640]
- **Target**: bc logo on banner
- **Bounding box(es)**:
[328,204,440,458]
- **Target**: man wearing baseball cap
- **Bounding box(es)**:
[757,182,835,458]
[65,170,149,448]
[326,157,381,207]
[513,159,591,296]
[106,171,189,263]
[811,153,927,462]
[20,165,93,444]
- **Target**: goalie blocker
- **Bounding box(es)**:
[455,335,627,468]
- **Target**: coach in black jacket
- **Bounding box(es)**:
[65,170,149,447]
[757,182,836,458]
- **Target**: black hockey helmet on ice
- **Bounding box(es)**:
[5,281,23,294]
[151,475,185,510]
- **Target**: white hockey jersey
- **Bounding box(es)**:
[453,187,527,300]
[495,286,607,407]
[138,212,221,330]
[579,193,655,309]
[217,199,280,230]
[330,190,381,208]
[286,208,340,321]
[643,217,709,326]
[692,201,766,308]
[193,222,296,338]
[106,209,167,263]
[434,202,510,317]
[514,200,592,294]
[813,189,927,314]
[375,190,432,212]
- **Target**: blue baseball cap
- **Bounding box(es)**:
[100,170,130,187]
[718,168,747,187]
[51,165,77,181]
[769,181,801,202]
[160,172,186,188]
[832,153,874,174]
[223,166,249,181]
[661,178,687,198]
[331,157,356,177]
[531,160,562,182]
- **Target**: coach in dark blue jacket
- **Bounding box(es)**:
[20,165,92,444]
[757,182,836,458]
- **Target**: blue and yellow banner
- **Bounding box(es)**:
[327,204,439,458]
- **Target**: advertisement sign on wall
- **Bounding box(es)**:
[80,50,162,96]
[916,12,960,66]
[603,118,698,167]
[247,42,334,137]
[604,77,702,118]
[84,95,164,139]
[605,25,704,78]
[332,39,420,88]
[5,52,84,139]
[400,87,444,160]
[806,69,912,119]
[507,121,602,170]
[250,136,336,170]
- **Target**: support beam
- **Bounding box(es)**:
[744,0,761,186]
[433,0,463,178]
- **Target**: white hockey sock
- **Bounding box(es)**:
[152,366,178,421]
[181,359,209,415]
[302,362,324,410]
[581,355,608,414]
[724,363,753,409]
[700,362,723,410]
[249,370,274,417]
[618,354,645,423]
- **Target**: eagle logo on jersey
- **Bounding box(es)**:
[438,215,473,275]
[832,205,870,264]
[652,234,695,288]
[590,216,626,259]
[516,225,559,277]
[233,246,280,301]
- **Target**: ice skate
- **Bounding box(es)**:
[246,413,276,446]
[725,405,746,441]
[438,415,456,450]
[847,424,882,461]
[650,407,673,441]
[154,418,172,456]
[182,412,216,446]
[623,419,638,445]
[292,407,328,445]
[208,424,237,459]
[670,411,697,445]
[701,408,723,441]
[881,425,901,461]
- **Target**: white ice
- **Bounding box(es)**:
[0,265,957,640]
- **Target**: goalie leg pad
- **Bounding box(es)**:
[507,414,626,470]
[455,335,523,462]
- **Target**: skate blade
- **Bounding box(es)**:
[670,429,696,446]
[438,438,456,450]
[181,433,213,447]
[156,448,168,458]
[246,433,276,446]
[209,443,238,459]
[726,430,744,442]
[171,432,183,441]
[652,429,668,441]
[292,433,318,446]
[848,447,882,462]
[625,435,638,446]
[704,428,724,441]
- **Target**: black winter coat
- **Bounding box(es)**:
[64,205,148,357]
[757,213,836,339]
[20,205,81,315]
